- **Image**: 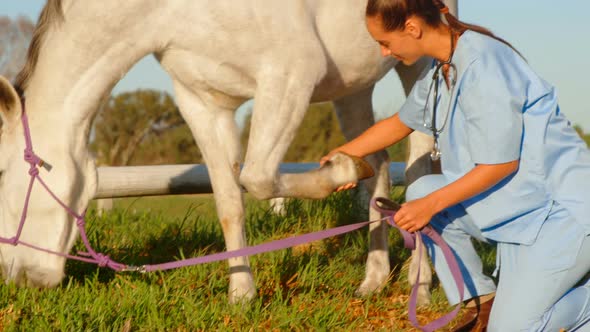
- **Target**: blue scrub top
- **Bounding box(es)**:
[399,30,590,245]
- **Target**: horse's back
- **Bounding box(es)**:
[143,0,393,103]
[60,0,392,109]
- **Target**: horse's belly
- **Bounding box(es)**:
[310,56,395,102]
[158,49,256,108]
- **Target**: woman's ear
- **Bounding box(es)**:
[0,76,22,126]
[404,17,423,39]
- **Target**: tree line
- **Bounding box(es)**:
[90,89,410,167]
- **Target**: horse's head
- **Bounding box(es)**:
[0,75,97,287]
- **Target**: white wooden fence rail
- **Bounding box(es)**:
[94,163,406,199]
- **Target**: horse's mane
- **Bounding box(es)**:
[13,0,64,97]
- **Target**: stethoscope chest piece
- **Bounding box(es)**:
[430,141,442,161]
[423,62,457,162]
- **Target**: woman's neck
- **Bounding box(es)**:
[423,26,457,63]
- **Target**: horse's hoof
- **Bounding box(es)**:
[347,153,375,180]
[355,277,384,297]
[329,152,375,180]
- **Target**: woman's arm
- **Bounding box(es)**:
[319,113,414,191]
[394,160,520,232]
[321,113,413,162]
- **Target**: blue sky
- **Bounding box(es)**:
[3,1,590,131]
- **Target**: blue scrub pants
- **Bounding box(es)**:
[407,175,590,331]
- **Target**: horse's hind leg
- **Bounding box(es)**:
[395,58,434,306]
[333,86,392,296]
[173,82,255,303]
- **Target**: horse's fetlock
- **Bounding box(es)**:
[239,170,276,200]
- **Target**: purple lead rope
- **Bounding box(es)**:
[6,107,464,331]
[371,197,465,332]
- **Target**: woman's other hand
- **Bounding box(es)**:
[393,196,438,232]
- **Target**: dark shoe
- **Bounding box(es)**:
[452,297,494,332]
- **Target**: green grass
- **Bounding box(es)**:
[0,189,496,331]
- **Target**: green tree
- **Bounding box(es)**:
[284,102,346,162]
[574,125,584,137]
[573,125,590,147]
[132,119,203,165]
[90,90,202,166]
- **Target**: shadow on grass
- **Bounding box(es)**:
[62,189,405,286]
[62,189,496,297]
[64,204,226,285]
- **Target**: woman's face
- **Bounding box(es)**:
[365,15,422,65]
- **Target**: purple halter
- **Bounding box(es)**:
[0,108,126,270]
[2,100,464,332]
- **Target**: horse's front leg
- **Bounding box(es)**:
[173,82,255,303]
[239,54,333,199]
[332,86,392,296]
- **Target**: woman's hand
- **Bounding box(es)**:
[318,114,414,193]
[319,149,338,167]
[393,196,439,233]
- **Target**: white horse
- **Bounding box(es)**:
[0,0,456,304]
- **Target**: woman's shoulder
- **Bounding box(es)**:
[457,30,531,80]
[460,30,518,63]
[457,31,554,107]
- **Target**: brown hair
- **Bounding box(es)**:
[366,0,521,56]
[13,0,64,97]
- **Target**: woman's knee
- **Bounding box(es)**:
[405,174,448,201]
[487,307,542,332]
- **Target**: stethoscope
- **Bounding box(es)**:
[422,34,458,161]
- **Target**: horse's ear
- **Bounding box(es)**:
[0,76,22,126]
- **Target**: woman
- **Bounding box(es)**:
[322,0,590,330]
